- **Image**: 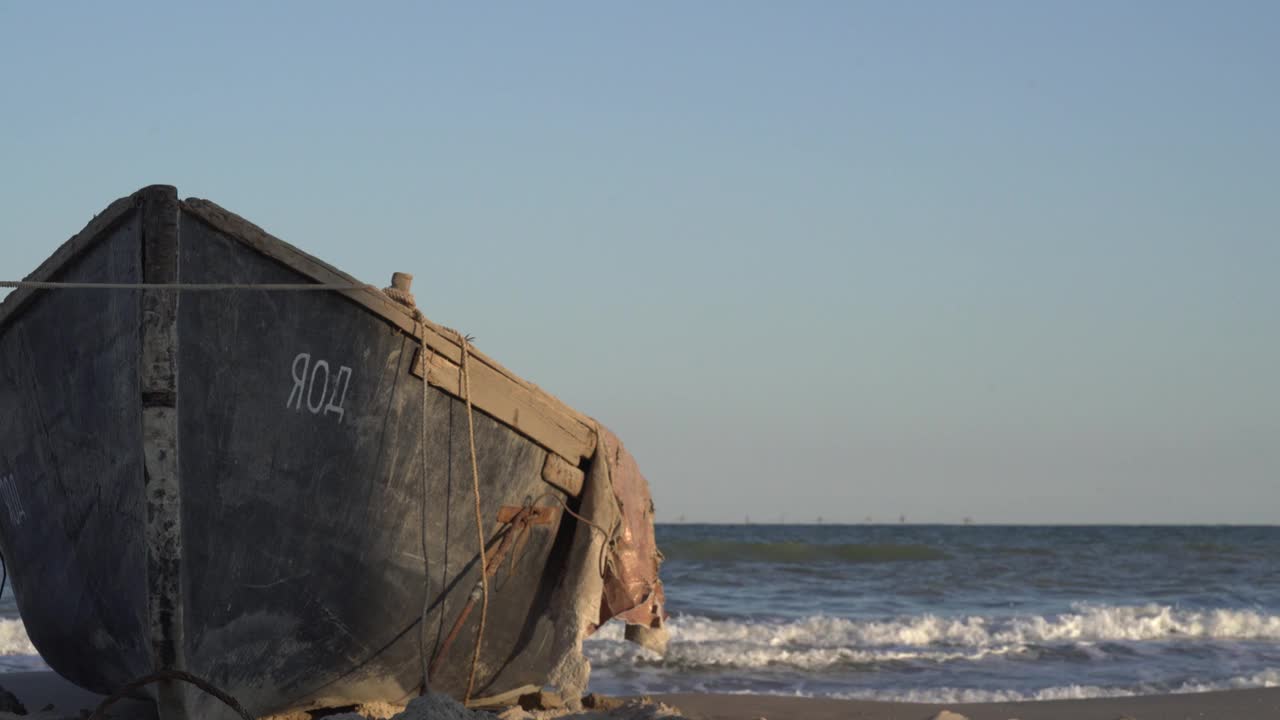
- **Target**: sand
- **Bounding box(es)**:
[655,688,1280,720]
[0,672,1277,720]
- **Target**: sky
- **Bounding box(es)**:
[1,2,1276,524]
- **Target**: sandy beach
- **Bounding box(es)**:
[1,672,1278,720]
[657,688,1280,720]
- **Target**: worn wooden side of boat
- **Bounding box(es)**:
[0,186,658,719]
[0,199,151,693]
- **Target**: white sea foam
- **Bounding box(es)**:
[827,668,1280,703]
[689,670,1280,704]
[833,684,1138,703]
[1171,667,1280,693]
[0,618,44,671]
[585,605,1280,671]
[0,618,36,656]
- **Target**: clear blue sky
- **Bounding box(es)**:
[2,2,1277,523]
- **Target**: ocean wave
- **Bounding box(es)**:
[585,605,1280,671]
[828,668,1280,703]
[681,668,1280,703]
[842,684,1140,703]
[586,639,1003,671]
[0,619,36,656]
[660,541,947,564]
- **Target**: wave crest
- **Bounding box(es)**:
[586,605,1280,671]
[0,619,35,656]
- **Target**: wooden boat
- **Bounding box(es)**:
[0,186,667,719]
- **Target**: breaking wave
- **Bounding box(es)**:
[586,604,1280,672]
[0,618,43,671]
[827,667,1280,703]
[0,619,35,656]
[660,541,947,564]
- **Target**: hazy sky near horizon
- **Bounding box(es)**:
[2,2,1277,523]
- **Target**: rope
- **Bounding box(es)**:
[0,281,373,291]
[461,335,490,705]
[383,286,422,317]
[542,493,614,542]
[539,492,622,578]
[3,277,503,704]
[381,284,487,697]
[87,670,254,720]
[385,281,433,695]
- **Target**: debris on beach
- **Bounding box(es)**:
[498,698,683,720]
[0,686,26,715]
[303,692,683,720]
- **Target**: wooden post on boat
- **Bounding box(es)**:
[139,185,189,720]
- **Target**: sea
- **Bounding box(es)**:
[3,524,1280,703]
[584,524,1280,702]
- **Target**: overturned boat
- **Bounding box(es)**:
[0,186,667,719]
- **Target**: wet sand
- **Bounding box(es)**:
[0,672,152,718]
[2,672,1278,720]
[656,687,1280,720]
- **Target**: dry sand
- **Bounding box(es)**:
[0,673,1277,720]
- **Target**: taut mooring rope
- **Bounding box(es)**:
[0,281,374,291]
[461,335,491,704]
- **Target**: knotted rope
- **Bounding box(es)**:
[382,285,423,320]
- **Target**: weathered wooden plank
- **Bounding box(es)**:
[542,453,585,497]
[182,197,597,464]
[465,347,598,461]
[412,348,592,465]
[139,185,187,720]
[0,195,138,330]
[0,212,151,692]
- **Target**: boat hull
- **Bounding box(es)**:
[0,187,656,719]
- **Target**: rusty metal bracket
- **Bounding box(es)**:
[428,503,559,679]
